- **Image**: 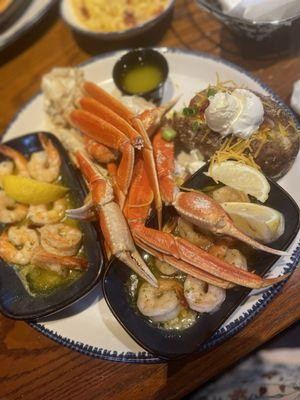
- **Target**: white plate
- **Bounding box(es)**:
[3,48,300,363]
[0,0,55,51]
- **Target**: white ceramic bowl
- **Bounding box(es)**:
[60,0,175,41]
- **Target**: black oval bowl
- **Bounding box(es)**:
[113,48,169,104]
[0,132,103,320]
[0,0,29,31]
[103,163,300,360]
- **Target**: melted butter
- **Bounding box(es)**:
[5,187,85,296]
[127,254,198,331]
[157,307,197,330]
[122,64,163,94]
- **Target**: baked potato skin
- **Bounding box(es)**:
[173,91,300,180]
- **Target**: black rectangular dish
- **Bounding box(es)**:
[0,132,103,320]
[103,163,300,360]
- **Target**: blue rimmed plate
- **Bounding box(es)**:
[2,48,300,363]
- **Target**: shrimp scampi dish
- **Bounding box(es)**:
[0,134,87,296]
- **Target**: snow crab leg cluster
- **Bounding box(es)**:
[67,82,288,290]
[70,81,175,227]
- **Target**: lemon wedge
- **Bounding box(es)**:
[221,202,285,243]
[2,175,68,205]
[207,161,270,202]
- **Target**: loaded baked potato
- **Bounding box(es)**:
[172,86,299,180]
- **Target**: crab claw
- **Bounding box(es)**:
[175,191,288,257]
[66,200,97,221]
[75,151,157,287]
[152,130,288,257]
[118,249,158,288]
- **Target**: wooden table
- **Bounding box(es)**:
[1,1,300,399]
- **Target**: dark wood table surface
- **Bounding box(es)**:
[1,1,300,399]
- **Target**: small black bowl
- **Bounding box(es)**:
[113,48,169,104]
[103,163,300,360]
[0,132,104,320]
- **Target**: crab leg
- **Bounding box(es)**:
[137,97,179,137]
[75,151,157,287]
[80,96,143,149]
[134,225,288,289]
[125,158,289,289]
[70,109,134,209]
[83,81,134,123]
[107,162,124,207]
[133,118,162,229]
[80,95,163,226]
[175,191,288,256]
[135,238,232,289]
[153,130,288,256]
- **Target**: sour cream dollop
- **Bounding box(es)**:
[204,88,264,139]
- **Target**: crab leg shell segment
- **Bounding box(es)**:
[70,109,130,152]
[83,81,134,122]
[117,142,135,209]
[70,109,134,205]
[80,96,143,149]
[137,97,179,137]
[133,118,162,230]
[99,202,157,286]
[153,130,178,205]
[133,225,289,289]
[175,191,288,256]
[76,151,157,287]
[107,162,124,208]
[124,157,153,223]
[66,200,97,221]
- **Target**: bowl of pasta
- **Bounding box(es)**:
[60,0,175,41]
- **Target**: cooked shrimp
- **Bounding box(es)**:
[0,226,39,265]
[27,133,61,183]
[177,218,213,250]
[184,275,226,313]
[155,259,178,276]
[0,191,28,224]
[39,223,82,256]
[212,186,249,203]
[27,198,67,225]
[208,242,229,259]
[32,247,87,271]
[137,279,184,322]
[0,145,29,177]
[224,248,247,270]
[0,160,14,188]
